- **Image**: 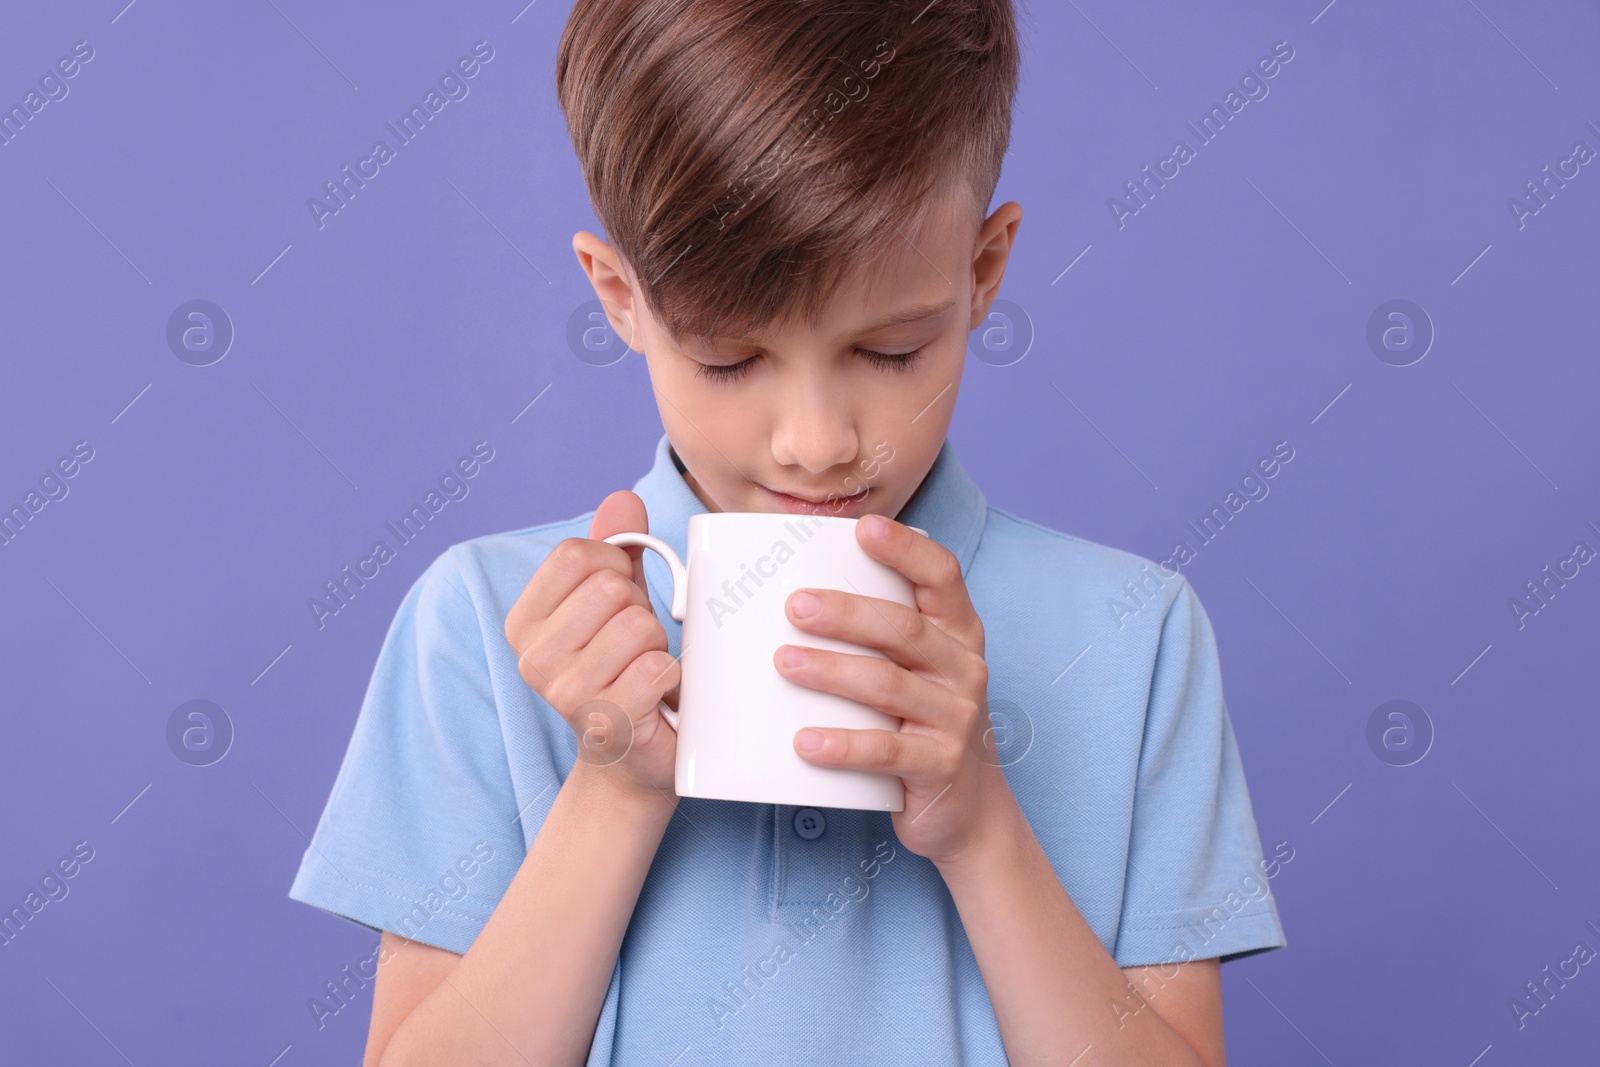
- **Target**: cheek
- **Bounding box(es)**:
[938,328,971,372]
[876,336,964,418]
[646,350,725,428]
[857,407,951,494]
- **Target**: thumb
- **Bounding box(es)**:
[587,489,652,600]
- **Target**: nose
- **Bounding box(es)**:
[770,370,859,474]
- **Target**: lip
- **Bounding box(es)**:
[759,483,870,515]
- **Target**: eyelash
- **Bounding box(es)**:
[695,347,924,383]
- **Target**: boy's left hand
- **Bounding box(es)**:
[774,512,1016,866]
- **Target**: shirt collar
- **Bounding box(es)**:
[628,431,988,590]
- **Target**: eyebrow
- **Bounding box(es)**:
[693,298,958,348]
[857,299,959,334]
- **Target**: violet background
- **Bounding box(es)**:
[2,0,1597,1063]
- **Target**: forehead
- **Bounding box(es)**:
[859,188,979,299]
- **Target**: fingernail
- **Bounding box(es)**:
[796,728,824,752]
[860,514,890,538]
[790,591,820,618]
[778,645,807,667]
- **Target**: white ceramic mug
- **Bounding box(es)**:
[604,512,927,811]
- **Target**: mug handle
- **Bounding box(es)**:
[600,531,687,731]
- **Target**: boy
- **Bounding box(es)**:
[288,1,1287,1064]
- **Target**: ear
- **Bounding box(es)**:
[572,231,642,353]
[969,201,1023,330]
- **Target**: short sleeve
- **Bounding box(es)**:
[288,545,532,955]
[1111,577,1288,967]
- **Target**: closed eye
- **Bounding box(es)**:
[856,346,924,373]
[693,346,925,384]
[694,356,759,383]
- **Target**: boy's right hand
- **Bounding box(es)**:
[503,489,681,800]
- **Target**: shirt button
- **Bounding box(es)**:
[792,807,826,840]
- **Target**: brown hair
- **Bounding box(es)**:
[556,0,1021,346]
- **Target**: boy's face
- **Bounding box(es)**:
[574,186,1022,521]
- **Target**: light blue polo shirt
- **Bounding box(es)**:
[290,430,1286,1065]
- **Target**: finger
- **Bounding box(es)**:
[543,565,654,656]
[510,567,645,696]
[783,586,969,688]
[569,601,669,702]
[586,490,652,593]
[567,648,680,770]
[606,647,681,720]
[854,514,982,649]
[506,490,651,635]
[504,535,636,635]
[792,725,949,779]
[774,644,968,732]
